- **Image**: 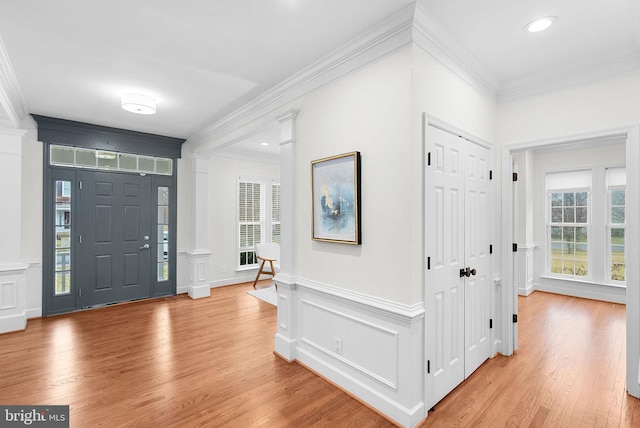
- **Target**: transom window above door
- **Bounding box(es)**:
[50,145,172,176]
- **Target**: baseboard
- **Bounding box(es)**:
[177,275,259,295]
[25,308,41,319]
[518,284,535,296]
[274,332,297,362]
[535,280,626,304]
[187,284,211,299]
[0,312,26,334]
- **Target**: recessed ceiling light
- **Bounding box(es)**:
[260,142,269,146]
[525,16,557,33]
[121,93,156,115]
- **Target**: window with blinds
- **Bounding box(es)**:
[239,181,263,267]
[237,177,280,269]
[272,184,281,244]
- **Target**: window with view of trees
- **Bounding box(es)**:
[549,191,589,277]
[608,167,626,282]
[546,167,625,285]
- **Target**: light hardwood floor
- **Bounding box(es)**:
[0,281,394,427]
[419,291,640,427]
[2,284,639,427]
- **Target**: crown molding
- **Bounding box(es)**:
[186,3,416,153]
[0,34,27,127]
[498,53,640,103]
[412,3,499,100]
[210,148,280,166]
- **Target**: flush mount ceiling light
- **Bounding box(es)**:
[525,16,557,33]
[260,142,269,146]
[121,93,156,115]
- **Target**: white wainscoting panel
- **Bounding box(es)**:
[0,264,28,333]
[275,276,426,428]
[0,280,16,309]
[516,244,536,296]
[24,260,42,318]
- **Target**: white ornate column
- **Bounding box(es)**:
[274,109,298,361]
[0,128,28,333]
[187,154,212,299]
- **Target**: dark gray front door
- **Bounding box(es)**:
[77,171,152,307]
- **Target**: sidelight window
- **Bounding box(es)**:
[54,180,72,295]
[157,187,170,281]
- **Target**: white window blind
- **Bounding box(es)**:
[237,177,280,270]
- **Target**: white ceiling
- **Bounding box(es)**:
[0,0,638,158]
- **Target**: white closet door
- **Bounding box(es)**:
[426,125,491,409]
[426,126,466,408]
[463,140,491,378]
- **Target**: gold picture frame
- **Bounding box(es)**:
[311,151,361,244]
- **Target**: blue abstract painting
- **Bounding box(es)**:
[312,152,360,244]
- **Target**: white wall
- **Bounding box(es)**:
[286,45,498,305]
[497,74,640,143]
[208,155,279,286]
[293,47,415,304]
[411,45,498,285]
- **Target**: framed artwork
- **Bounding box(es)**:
[311,151,361,244]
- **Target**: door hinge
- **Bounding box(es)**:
[427,360,430,374]
[78,289,82,297]
[79,235,82,244]
[427,257,431,270]
[489,244,493,254]
[513,314,518,323]
[513,172,518,182]
[427,152,431,166]
[79,181,83,190]
[489,170,493,180]
[513,243,518,252]
[489,319,493,329]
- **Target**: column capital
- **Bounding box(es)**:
[277,109,299,146]
[276,109,299,123]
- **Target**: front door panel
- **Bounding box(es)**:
[77,171,152,307]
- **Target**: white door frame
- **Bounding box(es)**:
[500,124,640,398]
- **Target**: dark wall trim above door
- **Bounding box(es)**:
[33,115,185,159]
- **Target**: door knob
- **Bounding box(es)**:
[459,267,476,277]
[139,243,150,250]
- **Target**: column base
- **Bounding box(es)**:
[188,283,210,299]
